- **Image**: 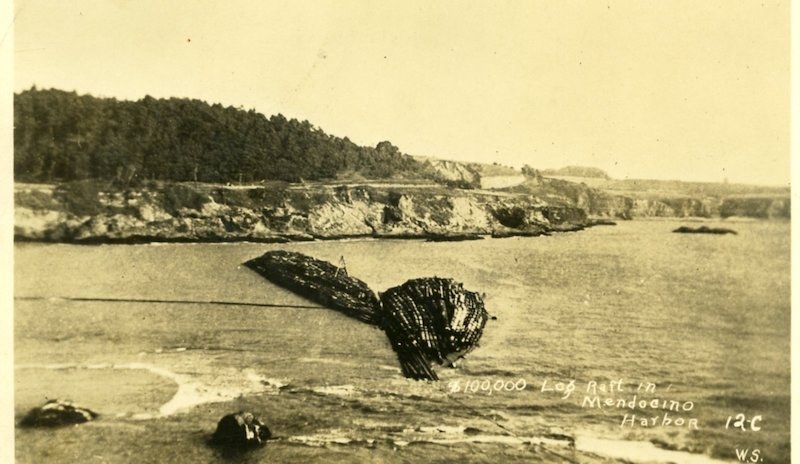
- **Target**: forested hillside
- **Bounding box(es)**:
[14,88,436,184]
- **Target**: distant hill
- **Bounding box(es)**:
[541,166,611,179]
[13,88,437,184]
[544,175,789,200]
[415,157,525,189]
[13,88,788,220]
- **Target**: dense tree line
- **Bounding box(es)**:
[14,88,437,184]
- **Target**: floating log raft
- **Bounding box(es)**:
[380,278,488,381]
[244,251,489,381]
[244,250,380,324]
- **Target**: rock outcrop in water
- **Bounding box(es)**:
[19,399,98,427]
[14,182,599,243]
[673,226,737,235]
[211,412,272,449]
[244,251,488,381]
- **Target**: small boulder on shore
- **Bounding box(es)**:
[211,412,272,449]
[19,399,98,427]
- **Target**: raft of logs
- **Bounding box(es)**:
[244,251,489,381]
[244,250,380,324]
[380,278,487,380]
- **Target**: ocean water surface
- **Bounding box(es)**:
[14,220,790,463]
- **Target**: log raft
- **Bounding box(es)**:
[244,251,489,381]
[380,278,488,380]
[244,250,380,324]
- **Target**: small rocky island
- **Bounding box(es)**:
[673,225,737,235]
[244,251,488,381]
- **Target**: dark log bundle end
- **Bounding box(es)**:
[244,250,380,324]
[380,278,489,381]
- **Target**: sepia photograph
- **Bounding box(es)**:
[3,1,793,462]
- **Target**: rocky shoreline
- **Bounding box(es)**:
[14,182,606,244]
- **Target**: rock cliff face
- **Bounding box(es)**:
[630,198,719,218]
[499,168,790,220]
[720,197,790,219]
[626,197,789,219]
[14,183,595,243]
[425,159,480,186]
[17,175,787,243]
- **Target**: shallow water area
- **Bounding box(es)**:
[14,220,790,463]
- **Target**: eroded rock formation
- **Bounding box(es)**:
[20,399,98,427]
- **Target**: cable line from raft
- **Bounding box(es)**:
[14,295,324,310]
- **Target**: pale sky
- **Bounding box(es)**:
[12,0,791,185]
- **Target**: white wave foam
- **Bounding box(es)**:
[87,363,111,369]
[377,364,402,372]
[288,431,362,446]
[16,362,280,417]
[312,385,357,397]
[298,357,360,367]
[575,435,733,464]
[407,435,527,446]
[113,362,245,416]
[244,369,289,393]
[418,425,467,434]
[279,425,725,463]
[17,362,83,370]
[404,427,572,447]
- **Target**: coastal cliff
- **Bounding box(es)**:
[501,174,790,220]
[14,182,592,243]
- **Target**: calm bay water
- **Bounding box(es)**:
[14,220,790,463]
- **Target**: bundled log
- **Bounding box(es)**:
[380,278,488,380]
[244,250,380,324]
[244,251,489,381]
